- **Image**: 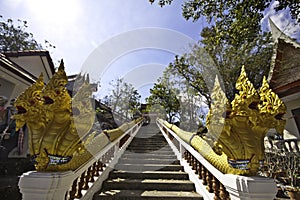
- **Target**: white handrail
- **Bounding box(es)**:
[18,120,143,200]
[156,119,278,200]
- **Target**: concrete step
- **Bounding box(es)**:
[125,149,174,153]
[94,190,203,200]
[129,140,166,143]
[115,163,184,171]
[109,170,189,180]
[128,143,167,145]
[93,125,202,200]
[102,179,196,191]
[127,144,171,149]
[118,158,180,165]
[121,153,177,159]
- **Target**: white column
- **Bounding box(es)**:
[223,174,277,200]
[18,170,74,200]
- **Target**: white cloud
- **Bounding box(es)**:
[263,0,300,41]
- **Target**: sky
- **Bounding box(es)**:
[1,0,299,101]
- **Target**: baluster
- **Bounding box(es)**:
[110,147,114,159]
[74,172,85,198]
[93,162,100,176]
[102,153,107,167]
[190,153,193,166]
[194,159,199,174]
[186,152,190,165]
[198,161,203,179]
[82,170,90,190]
[99,161,105,171]
[294,140,300,152]
[192,156,196,170]
[202,166,207,185]
[206,170,213,191]
[184,151,188,160]
[68,178,78,200]
[106,150,110,162]
[220,183,230,200]
[88,166,95,183]
[206,170,213,193]
[101,154,106,165]
[212,176,221,200]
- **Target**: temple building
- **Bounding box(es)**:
[268,19,300,138]
[0,50,55,102]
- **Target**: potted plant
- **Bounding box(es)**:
[262,137,300,199]
[283,152,300,200]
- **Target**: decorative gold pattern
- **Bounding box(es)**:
[163,66,286,175]
[14,61,142,171]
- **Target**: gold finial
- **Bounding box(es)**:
[231,65,259,113]
[206,75,229,136]
[258,76,286,134]
[201,66,287,175]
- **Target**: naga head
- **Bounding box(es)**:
[14,74,45,130]
[72,80,95,138]
[258,76,286,134]
[231,66,260,117]
[43,60,71,113]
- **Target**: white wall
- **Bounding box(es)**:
[282,93,300,138]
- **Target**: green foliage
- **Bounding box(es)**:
[169,54,212,107]
[200,30,273,101]
[275,0,300,23]
[108,78,141,120]
[148,0,299,46]
[146,80,180,123]
[0,16,55,51]
[149,0,173,7]
[169,31,273,105]
[147,67,206,129]
[149,0,277,105]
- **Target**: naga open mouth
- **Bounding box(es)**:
[248,101,258,110]
[44,96,54,104]
[16,106,27,114]
[275,113,284,120]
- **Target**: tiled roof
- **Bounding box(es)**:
[268,19,300,97]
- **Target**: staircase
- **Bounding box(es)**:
[94,122,202,199]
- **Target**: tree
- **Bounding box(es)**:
[149,0,299,46]
[170,29,273,105]
[128,89,142,116]
[109,78,141,120]
[146,80,180,123]
[148,0,283,106]
[0,16,55,51]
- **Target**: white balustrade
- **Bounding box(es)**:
[156,119,278,200]
[18,120,143,200]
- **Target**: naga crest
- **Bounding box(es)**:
[206,66,286,175]
[14,61,95,171]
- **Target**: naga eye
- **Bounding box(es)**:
[30,100,35,105]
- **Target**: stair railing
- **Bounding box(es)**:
[18,120,143,200]
[157,119,278,200]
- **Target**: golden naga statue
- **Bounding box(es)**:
[162,66,286,175]
[208,66,286,175]
[14,61,142,171]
